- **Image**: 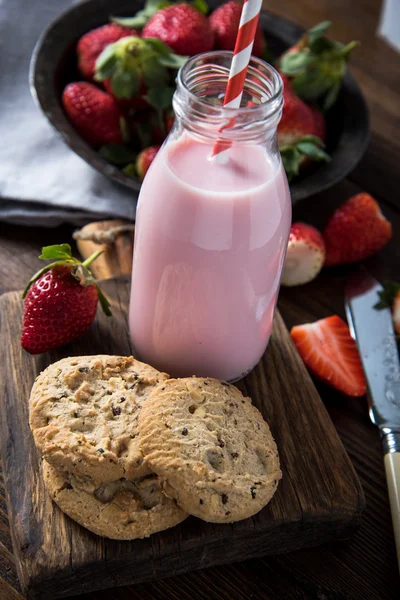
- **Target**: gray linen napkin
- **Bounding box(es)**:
[0,0,136,226]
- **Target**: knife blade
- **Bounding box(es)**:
[345,269,400,569]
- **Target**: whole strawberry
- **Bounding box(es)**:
[137,146,160,179]
[281,223,326,286]
[62,82,123,147]
[77,23,138,80]
[21,244,111,354]
[278,82,329,180]
[209,1,265,58]
[142,4,214,56]
[323,193,392,266]
[279,21,358,110]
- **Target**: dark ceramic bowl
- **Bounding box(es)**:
[30,0,369,204]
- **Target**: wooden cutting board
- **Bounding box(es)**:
[0,222,365,600]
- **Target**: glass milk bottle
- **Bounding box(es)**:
[129,52,291,382]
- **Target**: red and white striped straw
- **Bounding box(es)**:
[212,0,263,157]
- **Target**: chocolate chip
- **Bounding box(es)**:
[254,481,262,485]
[107,389,113,394]
[256,422,260,430]
[181,427,188,436]
[161,386,165,391]
[73,411,79,418]
[218,439,225,448]
[78,367,89,373]
[225,511,231,516]
[221,493,228,504]
[204,382,208,385]
[97,448,105,454]
[112,406,121,416]
[250,486,257,499]
[120,396,126,402]
[231,452,239,459]
[199,499,204,505]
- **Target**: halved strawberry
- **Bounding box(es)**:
[281,223,326,286]
[291,315,367,396]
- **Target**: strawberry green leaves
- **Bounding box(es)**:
[191,0,209,15]
[98,144,136,165]
[145,87,175,112]
[112,0,172,29]
[39,244,74,261]
[22,244,112,317]
[374,281,400,310]
[280,135,330,181]
[95,37,186,114]
[279,21,359,110]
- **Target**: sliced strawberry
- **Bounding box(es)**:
[323,193,392,266]
[281,223,326,286]
[291,315,367,396]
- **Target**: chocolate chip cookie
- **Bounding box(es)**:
[43,460,187,539]
[30,356,169,483]
[138,378,281,523]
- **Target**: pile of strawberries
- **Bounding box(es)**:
[62,1,357,180]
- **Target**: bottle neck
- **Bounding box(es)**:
[173,51,283,145]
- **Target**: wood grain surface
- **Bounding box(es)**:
[0,0,399,598]
[0,276,364,599]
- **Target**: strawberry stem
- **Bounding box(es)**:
[82,250,104,269]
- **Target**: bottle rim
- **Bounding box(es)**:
[176,50,283,119]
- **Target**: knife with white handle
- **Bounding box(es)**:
[345,270,400,570]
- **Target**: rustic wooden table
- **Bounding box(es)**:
[1,0,399,598]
